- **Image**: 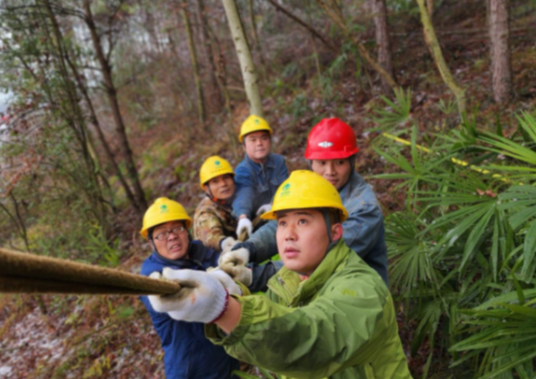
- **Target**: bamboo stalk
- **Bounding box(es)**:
[416,0,466,116]
[0,247,180,295]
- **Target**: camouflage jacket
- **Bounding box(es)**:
[194,196,237,251]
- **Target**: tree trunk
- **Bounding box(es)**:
[195,0,223,110]
[316,0,398,90]
[370,0,394,94]
[221,0,263,117]
[83,0,147,214]
[247,0,267,74]
[41,0,109,226]
[416,0,467,116]
[426,0,434,18]
[181,4,206,124]
[488,0,512,104]
[47,4,138,213]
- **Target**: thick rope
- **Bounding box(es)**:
[0,247,180,295]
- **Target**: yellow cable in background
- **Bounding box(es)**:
[381,132,511,184]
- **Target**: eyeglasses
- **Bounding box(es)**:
[153,226,186,241]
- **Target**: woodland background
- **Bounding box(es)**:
[1,0,536,378]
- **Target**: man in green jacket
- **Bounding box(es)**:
[148,171,412,379]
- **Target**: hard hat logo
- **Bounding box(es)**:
[160,204,169,214]
[215,160,221,166]
[254,119,260,124]
[280,183,291,197]
[318,141,334,148]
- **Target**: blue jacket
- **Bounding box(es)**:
[242,171,389,285]
[140,241,239,379]
[232,153,289,219]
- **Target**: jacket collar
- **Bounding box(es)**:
[245,153,274,170]
[203,193,233,209]
[338,170,366,198]
[269,239,349,305]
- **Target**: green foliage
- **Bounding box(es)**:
[437,97,457,116]
[386,0,420,15]
[85,223,122,267]
[290,92,313,120]
[0,1,113,261]
[371,87,413,130]
[450,289,536,379]
[375,112,536,377]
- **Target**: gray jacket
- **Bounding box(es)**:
[240,171,389,285]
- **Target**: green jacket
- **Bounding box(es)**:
[206,239,412,379]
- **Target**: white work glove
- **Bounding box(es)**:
[217,247,252,286]
[220,236,238,254]
[256,203,272,216]
[206,267,242,296]
[148,268,227,323]
[218,247,250,267]
[236,217,253,238]
[219,261,252,287]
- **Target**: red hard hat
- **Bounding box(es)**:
[304,118,359,160]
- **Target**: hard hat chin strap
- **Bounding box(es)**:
[205,181,234,205]
[322,209,333,244]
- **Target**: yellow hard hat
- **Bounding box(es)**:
[140,197,192,238]
[199,156,234,189]
[261,170,348,221]
[238,115,272,143]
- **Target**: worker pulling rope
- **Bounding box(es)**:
[0,247,180,295]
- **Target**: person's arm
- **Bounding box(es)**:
[214,297,241,333]
[194,209,227,251]
[221,219,278,267]
[232,164,256,219]
[206,275,396,379]
[342,202,384,258]
[342,200,389,285]
[248,260,283,293]
[243,220,278,262]
[275,155,289,184]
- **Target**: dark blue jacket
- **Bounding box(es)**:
[140,241,239,379]
[232,153,289,219]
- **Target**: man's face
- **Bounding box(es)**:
[276,209,342,277]
[311,159,352,190]
[151,221,189,260]
[243,131,271,163]
[206,174,235,201]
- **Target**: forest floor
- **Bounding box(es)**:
[1,1,536,378]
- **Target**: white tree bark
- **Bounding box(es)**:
[488,0,512,104]
[221,0,263,117]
